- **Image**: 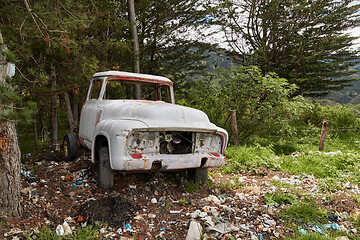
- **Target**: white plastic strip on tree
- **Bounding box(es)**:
[6,63,15,77]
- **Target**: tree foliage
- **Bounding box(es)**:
[215,0,360,96]
[0,0,218,145]
[131,0,215,82]
[178,66,297,141]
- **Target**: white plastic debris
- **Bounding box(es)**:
[190,210,201,219]
[6,63,15,78]
[56,225,64,236]
[185,220,203,240]
[56,221,72,236]
[208,222,239,234]
[202,195,222,205]
[151,198,157,204]
[170,210,181,214]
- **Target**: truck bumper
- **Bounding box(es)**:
[116,152,225,171]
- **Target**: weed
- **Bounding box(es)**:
[178,199,189,206]
[24,226,58,240]
[318,178,344,193]
[184,181,200,193]
[264,191,299,206]
[23,223,104,240]
[218,177,243,192]
[206,178,214,187]
[165,199,172,209]
[71,223,104,239]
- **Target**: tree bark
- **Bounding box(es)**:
[127,0,141,99]
[63,92,76,133]
[50,64,58,149]
[33,120,38,149]
[0,31,22,218]
[0,123,22,218]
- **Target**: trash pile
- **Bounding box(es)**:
[0,150,359,239]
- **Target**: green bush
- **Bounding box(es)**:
[177,66,298,142]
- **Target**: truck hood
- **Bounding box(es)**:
[99,100,218,130]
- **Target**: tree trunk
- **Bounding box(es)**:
[0,123,22,218]
[33,120,38,149]
[50,64,58,149]
[63,92,76,133]
[0,31,22,218]
[127,0,141,99]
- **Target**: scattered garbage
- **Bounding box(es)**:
[4,151,360,239]
[323,223,340,230]
[56,221,72,236]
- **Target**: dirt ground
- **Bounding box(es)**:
[0,148,359,239]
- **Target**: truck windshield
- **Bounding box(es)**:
[103,79,172,103]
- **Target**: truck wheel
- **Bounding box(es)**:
[63,132,78,161]
[98,146,114,190]
[194,168,209,184]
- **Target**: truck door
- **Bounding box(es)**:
[79,77,105,143]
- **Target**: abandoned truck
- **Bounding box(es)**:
[63,71,228,189]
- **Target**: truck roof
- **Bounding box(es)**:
[92,71,173,85]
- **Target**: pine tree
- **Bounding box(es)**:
[216,0,360,95]
[0,31,22,218]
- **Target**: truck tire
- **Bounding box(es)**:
[98,146,114,190]
[194,168,209,184]
[63,132,78,161]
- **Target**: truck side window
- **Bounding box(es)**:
[90,79,102,99]
[159,86,171,103]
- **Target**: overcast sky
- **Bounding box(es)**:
[199,1,360,50]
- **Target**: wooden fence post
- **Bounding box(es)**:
[230,110,239,146]
[319,119,328,151]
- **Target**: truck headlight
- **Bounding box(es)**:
[195,133,222,153]
[126,131,158,154]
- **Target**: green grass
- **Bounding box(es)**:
[221,144,281,174]
[264,191,299,206]
[23,223,104,240]
[280,201,328,225]
[223,136,360,185]
[283,232,348,240]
